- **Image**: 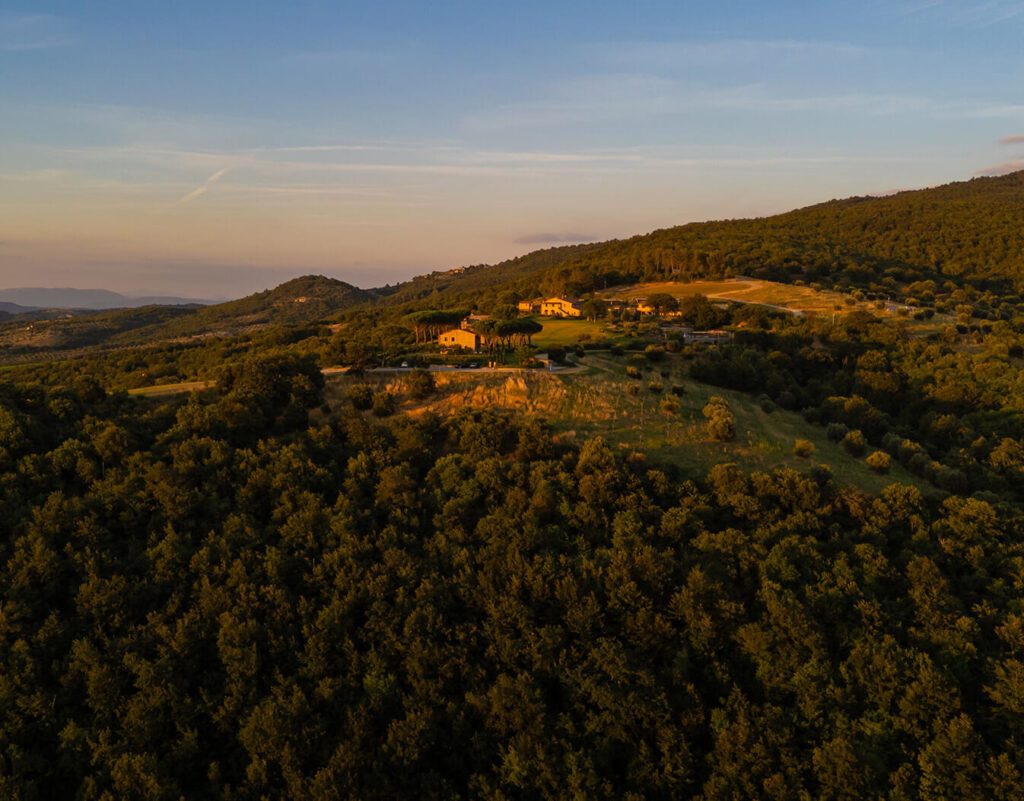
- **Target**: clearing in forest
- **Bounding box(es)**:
[598,278,904,317]
[324,352,932,496]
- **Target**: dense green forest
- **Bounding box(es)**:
[2,357,1024,799]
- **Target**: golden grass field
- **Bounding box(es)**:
[598,278,902,317]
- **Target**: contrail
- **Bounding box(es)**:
[175,167,230,205]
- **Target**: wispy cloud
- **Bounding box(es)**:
[463,76,936,131]
[464,70,1024,131]
[974,160,1024,176]
[0,13,72,51]
[173,167,230,205]
[945,102,1024,119]
[596,39,868,67]
[903,0,1024,26]
[1001,134,1024,144]
[0,167,72,182]
[281,45,418,68]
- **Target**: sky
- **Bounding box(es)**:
[1,1,1022,297]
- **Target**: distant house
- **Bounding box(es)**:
[517,298,543,314]
[540,297,583,318]
[438,328,481,352]
[461,313,490,330]
[634,298,683,317]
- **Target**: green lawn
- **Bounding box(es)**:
[532,318,612,348]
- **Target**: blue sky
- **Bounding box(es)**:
[1,1,1022,295]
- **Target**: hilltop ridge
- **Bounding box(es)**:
[381,170,1024,307]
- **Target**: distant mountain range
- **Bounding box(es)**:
[0,287,216,311]
[0,302,36,315]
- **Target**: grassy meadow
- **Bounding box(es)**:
[598,278,904,318]
[326,351,930,495]
[531,318,612,348]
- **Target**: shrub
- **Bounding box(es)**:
[371,391,395,417]
[841,429,868,457]
[703,397,735,442]
[405,369,436,400]
[908,451,931,475]
[775,390,797,410]
[626,366,642,380]
[794,439,816,458]
[647,381,664,394]
[810,464,833,485]
[349,384,374,411]
[670,384,685,396]
[866,451,891,473]
[547,346,567,363]
[881,431,901,454]
[644,345,666,362]
[826,422,849,442]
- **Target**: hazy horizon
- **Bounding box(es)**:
[2,0,1023,296]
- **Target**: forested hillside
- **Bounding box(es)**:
[146,275,372,337]
[386,170,1024,307]
[2,359,1023,799]
[0,276,371,358]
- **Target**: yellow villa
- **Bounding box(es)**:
[438,328,481,352]
[540,297,582,318]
